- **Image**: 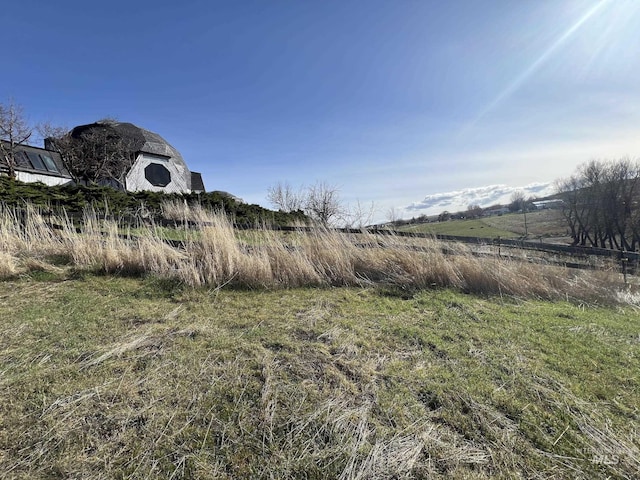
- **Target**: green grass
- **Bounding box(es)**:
[125,225,194,241]
[1,274,638,479]
[404,218,519,238]
[403,210,569,240]
[483,209,569,238]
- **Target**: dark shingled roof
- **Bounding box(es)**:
[70,120,189,170]
[0,140,72,179]
[190,172,205,193]
[69,121,207,192]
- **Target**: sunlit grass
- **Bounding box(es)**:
[0,204,628,304]
[0,277,638,478]
[1,202,638,478]
[404,218,518,238]
[402,210,568,240]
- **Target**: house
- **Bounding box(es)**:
[483,205,510,216]
[64,121,205,194]
[531,199,564,210]
[0,141,72,186]
[2,121,205,194]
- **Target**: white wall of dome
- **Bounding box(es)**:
[126,153,190,193]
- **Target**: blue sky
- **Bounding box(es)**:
[3,0,640,221]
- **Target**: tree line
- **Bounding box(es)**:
[266,181,378,228]
[556,158,640,251]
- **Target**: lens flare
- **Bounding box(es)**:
[465,0,612,131]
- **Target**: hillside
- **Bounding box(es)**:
[403,209,570,242]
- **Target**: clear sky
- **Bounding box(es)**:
[3,0,640,221]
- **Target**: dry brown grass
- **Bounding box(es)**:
[0,204,64,256]
[0,250,17,278]
[161,198,217,223]
[0,204,629,303]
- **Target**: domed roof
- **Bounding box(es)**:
[70,120,189,171]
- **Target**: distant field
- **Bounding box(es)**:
[483,209,568,238]
[403,209,569,241]
[404,218,518,238]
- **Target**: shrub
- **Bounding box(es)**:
[0,177,308,226]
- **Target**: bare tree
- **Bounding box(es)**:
[385,206,400,226]
[267,180,347,227]
[556,158,640,250]
[509,190,526,212]
[0,100,32,179]
[37,121,69,146]
[305,181,346,227]
[343,200,377,229]
[555,175,584,245]
[266,181,305,212]
[45,123,136,185]
[467,204,483,219]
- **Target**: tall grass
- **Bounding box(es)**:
[0,203,628,303]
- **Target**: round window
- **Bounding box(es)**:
[145,163,171,187]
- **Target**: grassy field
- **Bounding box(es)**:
[1,204,639,478]
[404,210,569,240]
[404,218,519,239]
[1,275,638,479]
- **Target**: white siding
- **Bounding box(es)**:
[125,153,191,193]
[16,171,71,186]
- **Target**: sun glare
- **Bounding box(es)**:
[464,0,639,131]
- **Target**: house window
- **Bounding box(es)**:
[145,162,171,187]
[40,154,60,173]
[26,152,46,171]
[15,151,31,169]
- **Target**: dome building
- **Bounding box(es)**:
[67,120,205,194]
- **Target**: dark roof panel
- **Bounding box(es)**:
[71,121,184,160]
[190,172,205,192]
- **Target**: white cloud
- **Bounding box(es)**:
[405,182,555,214]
